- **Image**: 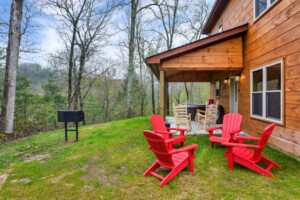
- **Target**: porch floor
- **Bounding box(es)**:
[166,117,247,136]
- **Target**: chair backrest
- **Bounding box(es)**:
[143,130,174,167]
[222,113,243,138]
[150,115,169,140]
[173,103,189,124]
[252,123,276,160]
[205,101,218,123]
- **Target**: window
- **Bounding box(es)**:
[251,60,282,123]
[254,0,277,19]
[218,24,222,33]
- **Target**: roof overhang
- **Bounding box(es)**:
[202,0,228,35]
[146,24,248,80]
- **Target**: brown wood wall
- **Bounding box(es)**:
[161,37,243,71]
[209,0,300,157]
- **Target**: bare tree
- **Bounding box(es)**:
[150,0,182,115]
[135,12,161,116]
[73,0,120,110]
[180,0,211,42]
[124,0,158,118]
[0,0,24,133]
[46,0,88,110]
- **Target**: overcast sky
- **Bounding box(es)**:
[0,0,216,68]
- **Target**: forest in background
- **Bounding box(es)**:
[0,0,212,137]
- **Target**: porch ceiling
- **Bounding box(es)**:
[146,24,248,81]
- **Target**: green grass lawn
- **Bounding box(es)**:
[0,117,299,199]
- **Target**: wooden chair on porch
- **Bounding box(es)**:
[173,103,192,132]
[196,101,218,131]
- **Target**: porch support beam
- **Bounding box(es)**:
[160,70,167,119]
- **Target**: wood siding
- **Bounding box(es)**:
[161,37,243,71]
[209,0,300,156]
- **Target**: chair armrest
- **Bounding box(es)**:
[198,109,205,113]
[187,113,191,119]
[169,144,198,154]
[221,142,260,149]
[206,126,222,132]
[167,127,187,137]
[228,128,242,135]
[154,130,175,135]
[167,127,188,131]
[206,126,222,137]
[233,136,260,141]
[165,136,186,145]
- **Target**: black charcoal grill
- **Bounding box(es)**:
[58,110,84,141]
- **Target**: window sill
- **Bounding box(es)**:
[253,0,281,24]
[250,115,284,126]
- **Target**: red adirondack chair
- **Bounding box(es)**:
[207,113,243,148]
[222,123,281,177]
[143,130,198,187]
[150,115,186,149]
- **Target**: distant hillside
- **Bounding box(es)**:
[18,63,51,93]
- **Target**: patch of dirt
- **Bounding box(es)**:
[0,169,12,189]
[67,155,81,161]
[14,152,25,157]
[155,167,171,174]
[50,172,74,183]
[82,185,94,192]
[82,126,95,130]
[91,155,100,161]
[66,183,74,187]
[23,152,51,163]
[79,165,119,187]
[120,165,128,174]
[11,178,30,183]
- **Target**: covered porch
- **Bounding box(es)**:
[146,24,248,120]
[166,116,248,136]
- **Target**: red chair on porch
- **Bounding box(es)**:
[222,123,281,177]
[150,115,186,149]
[143,130,198,187]
[207,113,243,148]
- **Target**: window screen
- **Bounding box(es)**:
[255,0,267,18]
[252,93,263,116]
[267,64,281,91]
[266,92,280,119]
[253,69,263,92]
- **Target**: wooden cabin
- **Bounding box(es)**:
[146,0,300,157]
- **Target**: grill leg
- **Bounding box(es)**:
[65,122,68,141]
[76,122,78,141]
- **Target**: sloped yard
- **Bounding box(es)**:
[0,117,299,199]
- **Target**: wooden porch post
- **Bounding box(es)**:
[160,70,166,119]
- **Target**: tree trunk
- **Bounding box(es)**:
[68,28,76,110]
[184,83,189,103]
[126,0,138,118]
[79,88,85,125]
[189,83,193,103]
[0,0,24,134]
[73,54,85,110]
[151,72,155,114]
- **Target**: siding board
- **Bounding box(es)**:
[209,0,300,157]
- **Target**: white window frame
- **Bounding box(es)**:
[250,60,283,123]
[218,24,222,33]
[254,0,277,20]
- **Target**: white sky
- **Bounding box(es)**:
[4,0,216,68]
